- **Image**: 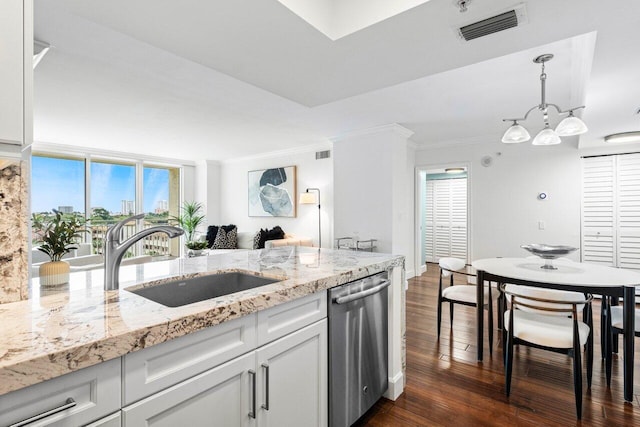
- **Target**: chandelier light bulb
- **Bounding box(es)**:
[532,126,561,146]
[501,121,531,143]
[555,111,588,136]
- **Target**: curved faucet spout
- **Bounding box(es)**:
[104,215,184,291]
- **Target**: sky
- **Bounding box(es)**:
[31,156,170,214]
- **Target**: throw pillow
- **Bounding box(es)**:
[253,231,262,250]
[206,225,219,248]
[212,226,238,249]
[255,226,285,249]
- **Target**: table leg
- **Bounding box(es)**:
[477,270,485,361]
[623,286,635,402]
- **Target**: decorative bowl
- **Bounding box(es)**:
[521,244,578,269]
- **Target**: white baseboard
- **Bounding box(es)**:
[406,269,415,280]
[420,264,427,274]
[384,371,404,401]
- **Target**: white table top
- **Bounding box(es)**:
[472,257,640,287]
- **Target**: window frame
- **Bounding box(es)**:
[32,148,185,258]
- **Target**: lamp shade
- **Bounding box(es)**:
[501,123,531,143]
[555,114,588,136]
[299,192,317,204]
[532,127,561,145]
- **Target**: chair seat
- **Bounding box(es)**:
[610,306,640,332]
[505,309,590,348]
[439,257,467,277]
[443,285,497,304]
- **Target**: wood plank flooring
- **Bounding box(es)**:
[355,264,640,426]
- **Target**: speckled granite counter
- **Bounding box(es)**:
[0,246,404,395]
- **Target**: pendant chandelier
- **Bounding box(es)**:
[501,54,588,145]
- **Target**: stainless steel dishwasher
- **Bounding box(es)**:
[328,271,390,427]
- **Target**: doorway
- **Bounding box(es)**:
[416,165,470,273]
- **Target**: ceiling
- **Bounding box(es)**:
[33,0,640,161]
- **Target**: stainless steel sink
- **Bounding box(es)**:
[127,272,279,307]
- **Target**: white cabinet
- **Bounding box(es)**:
[256,319,327,427]
[0,0,25,145]
[121,292,328,427]
[0,358,121,427]
[123,313,257,405]
[86,412,122,427]
[122,352,256,427]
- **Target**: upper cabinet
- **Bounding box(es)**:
[0,0,31,146]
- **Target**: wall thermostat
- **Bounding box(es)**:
[538,192,548,200]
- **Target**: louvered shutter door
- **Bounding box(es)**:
[581,156,616,266]
[424,180,435,262]
[616,153,640,270]
[450,178,468,259]
[434,180,451,259]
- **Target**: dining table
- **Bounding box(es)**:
[472,257,640,402]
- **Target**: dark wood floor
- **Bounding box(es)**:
[355,264,640,426]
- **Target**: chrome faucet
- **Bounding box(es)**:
[104,213,184,291]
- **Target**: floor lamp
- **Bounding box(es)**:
[299,188,321,248]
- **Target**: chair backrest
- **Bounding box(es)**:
[438,257,466,277]
[503,283,589,317]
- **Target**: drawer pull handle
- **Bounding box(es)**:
[248,370,256,419]
[261,363,270,410]
[10,398,76,427]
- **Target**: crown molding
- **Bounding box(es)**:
[32,141,196,166]
[330,123,414,143]
[221,141,332,164]
[413,133,501,151]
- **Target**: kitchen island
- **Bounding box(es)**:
[0,246,405,426]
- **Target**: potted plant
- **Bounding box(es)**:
[171,201,206,256]
[34,211,87,286]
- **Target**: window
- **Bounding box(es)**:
[90,161,136,256]
[31,153,181,261]
[31,155,85,244]
[142,166,180,256]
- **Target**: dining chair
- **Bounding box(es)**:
[501,283,593,419]
[437,257,498,354]
[602,297,640,386]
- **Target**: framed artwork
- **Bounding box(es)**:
[248,166,297,217]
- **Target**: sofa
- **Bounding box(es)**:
[205,230,313,255]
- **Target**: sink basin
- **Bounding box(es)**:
[127,272,279,307]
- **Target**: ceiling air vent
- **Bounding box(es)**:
[458,6,527,41]
[315,150,330,160]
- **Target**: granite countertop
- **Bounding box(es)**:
[0,246,404,395]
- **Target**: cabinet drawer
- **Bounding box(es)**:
[122,352,255,427]
[85,412,121,427]
[0,358,121,427]
[123,313,257,405]
[257,291,326,346]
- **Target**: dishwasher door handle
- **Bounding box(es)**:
[334,280,391,304]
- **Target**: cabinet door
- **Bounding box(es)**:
[0,0,24,145]
[86,412,121,427]
[256,320,327,427]
[122,352,256,427]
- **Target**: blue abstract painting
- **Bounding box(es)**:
[248,166,296,217]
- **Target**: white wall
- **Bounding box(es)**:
[415,141,583,261]
[194,160,221,225]
[333,125,415,276]
[219,144,333,246]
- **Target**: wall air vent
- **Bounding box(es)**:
[316,150,331,160]
[458,5,527,41]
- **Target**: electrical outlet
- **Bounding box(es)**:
[538,221,545,230]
